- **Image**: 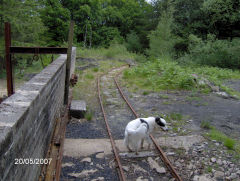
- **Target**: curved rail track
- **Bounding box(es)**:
[97,65,183,181]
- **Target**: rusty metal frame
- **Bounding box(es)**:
[5,22,14,96]
[10,47,67,54]
[4,22,69,97]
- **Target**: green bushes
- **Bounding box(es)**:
[125,31,142,53]
[180,34,240,69]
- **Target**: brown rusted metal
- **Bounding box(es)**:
[10,47,68,54]
[5,22,14,96]
[113,76,183,181]
[4,22,69,98]
[97,76,126,181]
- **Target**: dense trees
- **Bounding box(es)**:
[0,0,45,69]
[0,0,240,70]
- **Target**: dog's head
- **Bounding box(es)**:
[155,117,168,131]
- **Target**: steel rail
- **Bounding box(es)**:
[113,76,183,181]
[97,76,126,181]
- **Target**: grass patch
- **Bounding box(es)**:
[92,67,99,72]
[169,112,183,121]
[142,91,150,95]
[204,126,240,154]
[159,94,169,99]
[85,73,94,79]
[186,96,201,102]
[208,129,236,150]
[202,122,238,151]
[200,121,213,129]
[85,111,93,121]
[206,166,213,173]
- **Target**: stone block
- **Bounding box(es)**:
[70,100,86,119]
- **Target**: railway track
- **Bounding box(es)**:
[97,65,183,181]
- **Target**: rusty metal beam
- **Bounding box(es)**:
[5,22,14,96]
[10,47,67,54]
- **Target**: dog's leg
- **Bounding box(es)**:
[141,139,144,149]
[135,146,139,155]
[146,135,152,150]
[124,134,133,152]
[127,145,133,152]
[136,141,141,155]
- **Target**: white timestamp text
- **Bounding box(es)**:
[15,158,52,165]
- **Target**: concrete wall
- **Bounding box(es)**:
[0,47,76,181]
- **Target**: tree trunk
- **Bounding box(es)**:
[84,24,87,48]
[89,25,92,48]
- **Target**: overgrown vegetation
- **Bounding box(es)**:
[77,43,137,61]
[179,35,240,69]
[123,57,240,93]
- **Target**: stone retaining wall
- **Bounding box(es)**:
[0,47,76,181]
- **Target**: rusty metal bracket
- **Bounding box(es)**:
[4,22,69,97]
[10,47,67,54]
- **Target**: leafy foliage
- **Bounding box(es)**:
[40,0,70,46]
[180,34,240,69]
[147,3,177,58]
[202,0,240,38]
[125,31,142,52]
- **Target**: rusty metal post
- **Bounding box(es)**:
[64,21,74,105]
[5,22,14,96]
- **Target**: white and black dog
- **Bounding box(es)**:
[124,117,168,155]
